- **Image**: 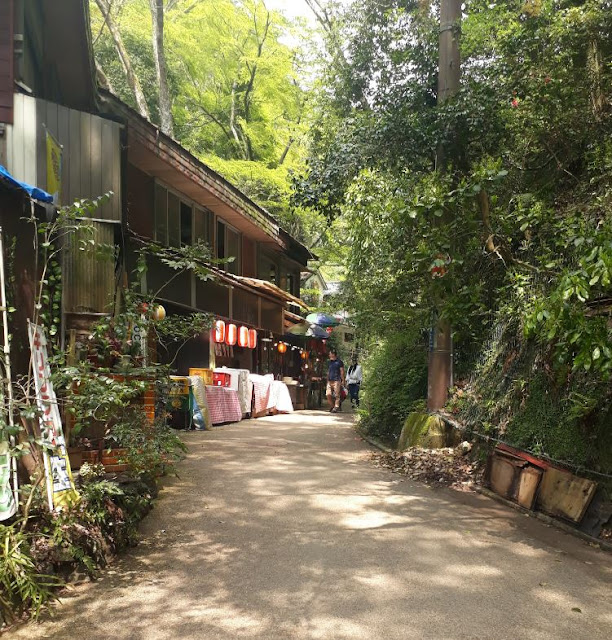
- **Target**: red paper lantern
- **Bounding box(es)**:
[225,323,237,346]
[214,320,225,343]
[238,325,249,348]
[301,350,309,360]
[278,342,287,354]
[248,329,257,349]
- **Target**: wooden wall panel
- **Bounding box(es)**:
[126,163,154,237]
[5,95,122,218]
[0,0,14,123]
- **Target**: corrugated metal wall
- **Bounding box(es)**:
[5,94,121,220]
[63,222,116,314]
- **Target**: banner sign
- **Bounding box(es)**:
[0,229,17,521]
[0,440,17,520]
[29,322,78,510]
[46,129,62,205]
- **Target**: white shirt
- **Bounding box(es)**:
[346,364,362,385]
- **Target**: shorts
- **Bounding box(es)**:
[326,380,342,400]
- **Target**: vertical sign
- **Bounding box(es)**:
[0,441,16,520]
[46,129,62,205]
[132,315,148,366]
[0,229,17,521]
[29,322,78,510]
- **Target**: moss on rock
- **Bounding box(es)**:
[397,413,460,450]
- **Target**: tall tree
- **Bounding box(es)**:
[149,0,174,137]
[94,0,151,119]
[90,0,316,242]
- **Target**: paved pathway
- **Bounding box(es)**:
[8,411,612,639]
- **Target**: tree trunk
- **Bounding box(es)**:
[149,0,174,137]
[229,80,248,160]
[427,0,461,412]
[94,0,150,120]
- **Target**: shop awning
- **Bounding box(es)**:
[231,275,309,310]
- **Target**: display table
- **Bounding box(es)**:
[249,374,273,417]
[214,367,253,416]
[268,381,294,413]
[205,385,243,425]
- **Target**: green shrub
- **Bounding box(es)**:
[360,330,428,442]
[0,525,61,625]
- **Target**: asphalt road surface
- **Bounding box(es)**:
[7,410,612,639]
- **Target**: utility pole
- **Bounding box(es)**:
[427,0,461,411]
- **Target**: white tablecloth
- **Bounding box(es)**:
[248,374,293,415]
[214,367,253,415]
[249,373,273,416]
[269,381,294,413]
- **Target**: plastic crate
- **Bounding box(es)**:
[213,371,231,387]
[188,368,213,385]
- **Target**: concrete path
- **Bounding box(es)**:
[8,411,612,639]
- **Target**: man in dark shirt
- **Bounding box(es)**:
[326,348,345,413]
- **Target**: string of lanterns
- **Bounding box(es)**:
[213,319,319,358]
[213,320,257,349]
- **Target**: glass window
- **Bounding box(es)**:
[168,192,180,248]
[216,220,226,259]
[194,207,214,248]
[180,202,192,247]
[154,183,168,245]
[226,227,241,275]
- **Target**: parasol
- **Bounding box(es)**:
[286,323,329,339]
[305,312,340,327]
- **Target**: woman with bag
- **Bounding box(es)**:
[346,357,363,409]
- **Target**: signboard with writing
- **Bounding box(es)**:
[29,322,78,510]
[46,130,62,205]
[0,440,17,520]
[0,229,17,521]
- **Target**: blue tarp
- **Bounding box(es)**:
[0,165,53,203]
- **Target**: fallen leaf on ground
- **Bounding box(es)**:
[368,448,484,491]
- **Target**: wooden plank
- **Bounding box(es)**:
[79,112,91,199]
[22,95,37,186]
[516,467,542,510]
[58,104,71,205]
[8,94,23,178]
[90,114,102,203]
[489,453,522,500]
[69,108,81,201]
[537,468,597,523]
[100,118,113,219]
[35,99,46,196]
[111,123,121,220]
[0,0,13,123]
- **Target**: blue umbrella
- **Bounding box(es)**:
[287,323,329,339]
[305,312,340,327]
[305,324,329,339]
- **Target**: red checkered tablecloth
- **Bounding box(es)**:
[205,386,243,425]
[251,377,271,415]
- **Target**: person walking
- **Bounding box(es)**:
[346,357,363,408]
[326,348,345,413]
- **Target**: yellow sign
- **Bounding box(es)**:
[46,130,62,204]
